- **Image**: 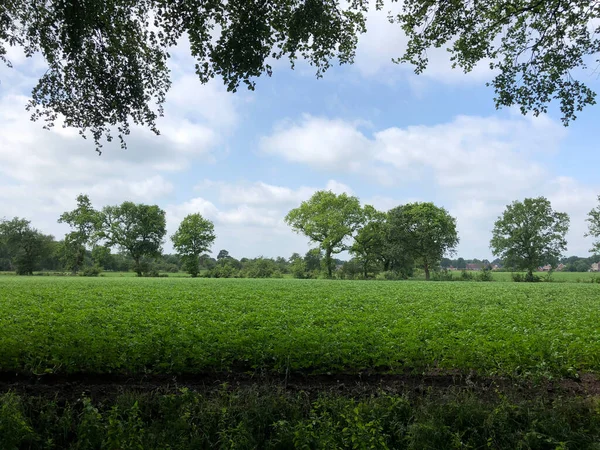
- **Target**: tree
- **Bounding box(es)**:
[217,249,230,260]
[395,0,600,125]
[171,213,216,277]
[58,194,100,274]
[289,252,307,279]
[3,1,596,153]
[491,197,570,281]
[0,217,54,275]
[99,202,166,276]
[387,202,459,281]
[285,191,364,278]
[350,206,386,278]
[2,0,366,152]
[586,196,600,254]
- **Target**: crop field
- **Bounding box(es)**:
[1,276,600,378]
[2,276,600,448]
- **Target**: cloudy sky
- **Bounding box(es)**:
[1,11,599,260]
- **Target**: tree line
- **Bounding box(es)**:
[285,193,600,281]
[2,192,600,280]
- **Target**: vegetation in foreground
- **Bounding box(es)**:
[2,385,600,450]
[1,277,599,379]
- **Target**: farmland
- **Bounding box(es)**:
[2,276,600,449]
[1,276,600,378]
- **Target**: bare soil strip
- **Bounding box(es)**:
[1,371,598,402]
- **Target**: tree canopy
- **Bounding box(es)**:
[171,213,216,277]
[396,0,600,124]
[387,202,459,281]
[2,1,599,152]
[0,217,54,275]
[586,195,600,254]
[99,202,167,276]
[490,197,570,280]
[1,0,365,151]
[350,205,387,278]
[285,190,364,278]
[58,194,100,273]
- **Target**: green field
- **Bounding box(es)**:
[449,270,600,283]
[2,276,600,448]
[1,276,599,378]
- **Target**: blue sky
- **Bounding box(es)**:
[1,12,599,260]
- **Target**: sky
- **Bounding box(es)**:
[1,10,599,260]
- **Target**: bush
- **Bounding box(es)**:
[512,272,541,282]
[477,268,493,282]
[143,270,167,278]
[376,271,404,281]
[460,270,474,281]
[431,269,454,281]
[81,265,102,277]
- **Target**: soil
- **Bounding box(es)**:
[1,370,598,403]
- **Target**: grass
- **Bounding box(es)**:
[1,276,599,378]
[448,270,600,283]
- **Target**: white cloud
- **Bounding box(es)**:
[260,112,599,258]
[260,115,371,170]
[353,3,495,84]
[261,113,565,198]
[0,44,242,246]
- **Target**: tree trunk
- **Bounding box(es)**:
[326,248,332,278]
[527,268,534,282]
[134,257,142,277]
[363,260,368,279]
[424,262,430,281]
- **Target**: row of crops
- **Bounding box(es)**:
[1,277,599,378]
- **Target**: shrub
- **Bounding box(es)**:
[376,271,404,281]
[81,265,102,277]
[477,268,493,282]
[460,270,474,281]
[431,269,454,281]
[512,272,541,282]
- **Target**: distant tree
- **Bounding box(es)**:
[387,202,459,281]
[456,257,467,269]
[217,250,230,260]
[340,258,363,280]
[199,254,217,270]
[289,252,307,279]
[91,245,112,269]
[350,206,386,278]
[304,248,323,277]
[275,256,289,274]
[285,191,364,278]
[99,202,167,276]
[171,214,216,277]
[241,257,278,278]
[491,197,570,281]
[58,194,100,274]
[586,196,600,254]
[440,257,453,269]
[0,217,54,275]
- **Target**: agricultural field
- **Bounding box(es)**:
[1,276,600,378]
[2,276,600,449]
